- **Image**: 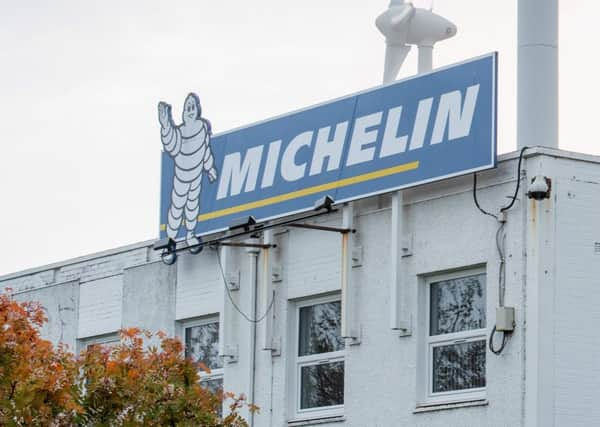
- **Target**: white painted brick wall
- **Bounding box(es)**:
[175,250,222,320]
[78,275,123,338]
[554,179,600,427]
[4,270,56,294]
[56,248,147,284]
[284,214,343,300]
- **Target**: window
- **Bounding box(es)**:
[293,296,345,419]
[424,270,486,404]
[78,333,120,353]
[183,318,223,396]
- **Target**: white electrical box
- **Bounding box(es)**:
[496,307,515,332]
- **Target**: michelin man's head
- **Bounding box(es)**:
[182,93,202,125]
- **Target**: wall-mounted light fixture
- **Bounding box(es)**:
[153,237,177,265]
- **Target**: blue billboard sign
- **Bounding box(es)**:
[159,53,496,243]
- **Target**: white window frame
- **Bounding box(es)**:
[180,316,223,389]
[422,268,487,405]
[292,294,345,421]
[78,332,120,353]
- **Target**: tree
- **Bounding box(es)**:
[0,291,250,427]
[0,291,79,426]
[76,328,249,427]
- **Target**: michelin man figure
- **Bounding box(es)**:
[158,93,217,252]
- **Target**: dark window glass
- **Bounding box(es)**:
[432,340,486,393]
[185,322,222,370]
[430,274,486,336]
[201,378,223,416]
[300,361,344,409]
[201,377,223,396]
[299,302,344,356]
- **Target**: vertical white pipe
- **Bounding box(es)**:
[390,192,409,333]
[518,0,558,150]
[261,230,274,350]
[417,45,433,73]
[218,246,231,359]
[246,241,260,427]
[341,204,357,340]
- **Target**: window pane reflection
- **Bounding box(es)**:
[185,322,222,370]
[299,302,344,356]
[300,361,344,409]
[432,340,486,393]
[430,274,486,336]
[201,377,223,396]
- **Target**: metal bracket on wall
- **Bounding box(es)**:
[220,344,238,364]
[226,271,240,291]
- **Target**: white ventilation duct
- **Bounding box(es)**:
[518,0,558,150]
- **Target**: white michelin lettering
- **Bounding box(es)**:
[431,84,480,145]
[217,145,264,199]
[309,121,349,176]
[281,131,313,182]
[380,106,408,158]
[261,140,282,189]
[346,111,383,166]
[409,97,433,150]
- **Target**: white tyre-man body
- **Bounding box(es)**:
[158,93,217,251]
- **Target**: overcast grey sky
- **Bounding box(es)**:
[0,1,597,275]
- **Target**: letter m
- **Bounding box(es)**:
[217,146,264,200]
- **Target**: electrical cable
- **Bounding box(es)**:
[472,146,530,220]
[489,325,509,355]
[496,221,506,307]
[215,247,275,324]
[489,220,510,355]
[500,146,529,212]
[472,173,498,220]
[473,147,530,355]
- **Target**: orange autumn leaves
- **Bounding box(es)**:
[0,292,79,426]
[0,291,249,427]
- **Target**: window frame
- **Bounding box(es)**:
[423,268,487,405]
[180,315,224,391]
[293,294,345,420]
[78,332,120,353]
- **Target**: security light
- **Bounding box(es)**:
[160,251,177,266]
[314,195,335,212]
[527,176,550,200]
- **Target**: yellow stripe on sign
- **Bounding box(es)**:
[198,160,419,221]
[158,161,419,229]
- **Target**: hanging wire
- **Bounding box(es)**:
[489,220,509,355]
[489,325,509,355]
[472,173,499,220]
[500,146,529,212]
[473,146,530,220]
[215,247,275,324]
[473,147,530,355]
[496,221,506,307]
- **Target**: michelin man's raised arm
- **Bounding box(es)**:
[203,133,218,183]
[158,102,182,156]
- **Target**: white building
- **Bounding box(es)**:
[3,146,600,427]
[4,2,599,426]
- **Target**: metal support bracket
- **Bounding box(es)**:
[287,223,355,234]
